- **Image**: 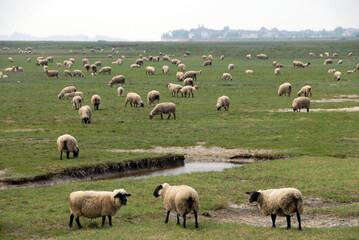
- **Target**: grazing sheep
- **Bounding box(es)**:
[357,63,359,70]
[332,53,338,57]
[64,70,73,77]
[79,105,92,124]
[297,85,312,97]
[274,63,284,68]
[67,61,73,69]
[94,61,102,67]
[184,70,202,81]
[274,68,281,75]
[27,58,31,62]
[147,90,160,106]
[278,83,292,97]
[171,59,180,65]
[84,64,90,72]
[153,183,199,228]
[222,73,232,81]
[130,64,141,68]
[135,59,144,66]
[256,54,268,59]
[208,55,213,60]
[152,56,160,62]
[15,67,24,72]
[108,54,114,59]
[99,66,112,75]
[338,60,343,65]
[72,96,82,110]
[324,59,333,65]
[44,68,59,79]
[292,97,310,112]
[183,78,194,86]
[112,59,122,65]
[166,83,182,97]
[73,70,85,77]
[246,54,252,60]
[180,85,198,98]
[293,61,310,68]
[348,52,353,57]
[36,59,48,66]
[56,63,63,67]
[178,63,186,72]
[5,67,15,72]
[109,75,126,87]
[163,55,170,61]
[91,94,101,110]
[8,57,14,62]
[319,53,324,58]
[69,189,131,229]
[202,55,207,60]
[176,72,184,81]
[64,91,83,99]
[334,71,342,81]
[245,69,254,75]
[46,56,54,62]
[216,95,230,111]
[57,134,79,160]
[220,55,224,60]
[145,66,155,75]
[117,87,124,97]
[324,52,329,57]
[125,92,144,107]
[203,60,212,67]
[82,58,89,65]
[347,69,356,74]
[309,52,315,57]
[247,188,303,230]
[328,69,336,73]
[228,64,234,71]
[149,102,176,120]
[58,86,76,99]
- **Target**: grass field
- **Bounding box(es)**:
[0,40,359,239]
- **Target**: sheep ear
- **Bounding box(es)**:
[127,193,131,197]
[245,191,251,195]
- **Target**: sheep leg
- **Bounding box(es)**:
[167,114,171,119]
[75,217,82,229]
[177,214,180,225]
[270,214,276,228]
[66,152,70,159]
[165,211,170,223]
[108,216,112,226]
[194,210,198,228]
[160,114,163,120]
[102,216,106,226]
[286,215,291,229]
[173,113,176,120]
[60,151,63,160]
[296,211,302,230]
[182,214,186,228]
[69,214,74,227]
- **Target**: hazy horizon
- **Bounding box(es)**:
[1,0,359,41]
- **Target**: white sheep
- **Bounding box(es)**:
[64,70,73,77]
[309,52,315,57]
[73,70,85,77]
[44,68,59,79]
[228,64,234,71]
[58,86,76,99]
[324,59,333,65]
[246,54,252,60]
[117,87,124,97]
[135,58,144,66]
[184,70,202,81]
[99,66,112,75]
[27,58,31,62]
[274,68,281,75]
[147,90,160,106]
[4,67,15,72]
[109,75,126,87]
[15,67,24,72]
[222,73,232,81]
[94,61,102,67]
[162,65,169,75]
[334,71,342,81]
[180,85,198,98]
[245,69,254,75]
[56,63,63,67]
[82,58,89,64]
[8,57,14,62]
[64,92,83,99]
[203,60,212,67]
[297,85,312,97]
[149,102,176,120]
[72,96,82,110]
[166,83,182,97]
[278,83,292,97]
[178,63,186,72]
[328,69,336,74]
[357,63,359,70]
[183,78,194,86]
[57,134,79,160]
[130,64,141,68]
[145,66,155,75]
[220,55,224,60]
[91,94,101,110]
[348,52,353,57]
[247,188,303,230]
[347,69,356,74]
[338,60,343,65]
[176,72,184,81]
[69,189,131,229]
[153,183,199,228]
[256,54,268,59]
[79,105,92,124]
[292,97,310,112]
[125,92,144,107]
[216,95,230,111]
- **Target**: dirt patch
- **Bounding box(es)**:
[0,168,8,180]
[206,197,359,228]
[3,128,48,132]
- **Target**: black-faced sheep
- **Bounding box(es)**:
[57,134,79,160]
[79,105,92,124]
[334,71,342,81]
[117,87,124,97]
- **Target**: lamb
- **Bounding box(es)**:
[64,91,83,99]
[147,90,160,106]
[44,68,59,79]
[176,72,184,81]
[245,70,254,75]
[178,63,186,72]
[72,96,82,110]
[247,188,303,230]
[73,70,85,77]
[324,59,333,65]
[297,85,312,97]
[278,83,292,97]
[109,75,126,87]
[64,70,73,77]
[334,71,342,81]
[203,60,212,66]
[99,66,112,75]
[328,69,336,73]
[57,134,79,160]
[228,64,234,71]
[91,94,101,110]
[117,87,124,97]
[222,73,232,81]
[79,105,92,124]
[69,189,131,229]
[292,97,310,112]
[166,83,182,97]
[130,64,141,68]
[274,68,281,75]
[216,95,230,111]
[58,86,76,99]
[125,92,144,107]
[180,85,198,98]
[184,70,202,81]
[183,78,194,86]
[145,66,155,75]
[153,183,199,228]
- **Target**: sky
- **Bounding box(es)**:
[0,0,358,41]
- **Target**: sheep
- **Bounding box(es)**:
[109,75,126,87]
[216,95,230,111]
[91,94,101,110]
[166,83,182,97]
[73,70,85,77]
[274,68,281,75]
[36,59,48,66]
[328,69,336,73]
[171,59,180,65]
[228,64,234,71]
[293,61,310,68]
[99,66,112,75]
[309,52,315,57]
[84,64,90,72]
[27,58,31,62]
[222,73,232,81]
[324,59,333,65]
[15,67,24,72]
[292,97,310,112]
[220,55,224,60]
[5,67,15,72]
[8,57,14,62]
[202,55,207,60]
[44,68,59,79]
[348,52,353,57]
[145,66,155,75]
[117,87,124,97]
[152,56,160,62]
[203,60,212,67]
[108,54,114,59]
[338,60,343,65]
[57,134,79,160]
[278,83,292,97]
[319,53,324,58]
[46,56,54,62]
[153,183,199,228]
[69,58,75,63]
[149,102,176,119]
[324,52,329,57]
[64,91,83,99]
[180,85,198,98]
[177,63,186,72]
[274,63,284,68]
[183,77,194,86]
[58,86,76,99]
[332,53,338,57]
[79,105,92,124]
[208,55,213,60]
[94,61,102,67]
[347,69,356,74]
[256,54,268,59]
[357,63,359,70]
[334,71,342,81]
[245,69,254,75]
[247,188,303,230]
[176,72,184,81]
[163,55,170,61]
[135,59,144,66]
[130,64,141,68]
[147,90,160,106]
[297,85,312,97]
[82,58,89,65]
[72,96,82,110]
[56,63,63,67]
[125,92,144,107]
[184,70,202,81]
[69,189,131,229]
[64,70,73,77]
[246,54,252,60]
